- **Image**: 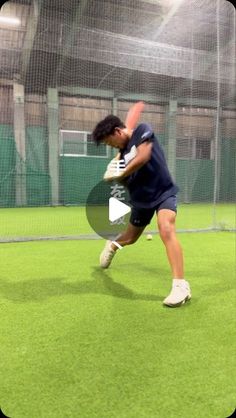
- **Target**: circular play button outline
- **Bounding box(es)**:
[86,180,131,240]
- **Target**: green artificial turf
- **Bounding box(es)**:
[0,232,235,417]
[0,203,235,240]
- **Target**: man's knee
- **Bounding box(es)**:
[158,220,175,242]
[116,223,145,246]
[125,234,139,245]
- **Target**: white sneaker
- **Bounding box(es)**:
[99,240,116,269]
[163,280,191,307]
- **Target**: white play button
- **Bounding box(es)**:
[109,197,131,222]
[86,181,130,240]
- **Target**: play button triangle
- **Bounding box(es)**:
[109,197,131,222]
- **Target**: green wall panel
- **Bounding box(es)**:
[60,156,110,205]
[176,159,214,203]
[0,125,16,207]
[26,126,51,206]
[220,138,236,202]
[0,125,235,207]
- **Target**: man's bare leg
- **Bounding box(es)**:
[157,209,191,307]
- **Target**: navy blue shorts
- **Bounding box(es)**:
[130,195,177,227]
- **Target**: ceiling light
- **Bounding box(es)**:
[0,16,21,26]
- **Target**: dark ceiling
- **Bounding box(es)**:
[0,0,235,107]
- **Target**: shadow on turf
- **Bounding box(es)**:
[91,267,163,301]
[0,268,163,303]
[114,262,167,276]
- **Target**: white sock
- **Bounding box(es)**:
[173,278,186,287]
[111,241,123,250]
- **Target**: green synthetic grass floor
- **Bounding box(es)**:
[0,232,235,418]
[0,203,235,239]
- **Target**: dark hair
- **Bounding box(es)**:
[92,115,125,145]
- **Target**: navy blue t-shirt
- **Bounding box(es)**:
[119,123,178,208]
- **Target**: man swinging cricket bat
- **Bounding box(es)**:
[92,101,191,308]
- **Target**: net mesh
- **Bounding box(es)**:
[0,0,235,241]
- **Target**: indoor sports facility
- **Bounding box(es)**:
[0,1,235,417]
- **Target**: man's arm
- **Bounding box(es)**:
[121,141,153,179]
[103,142,152,182]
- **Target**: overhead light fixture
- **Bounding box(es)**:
[0,16,21,26]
